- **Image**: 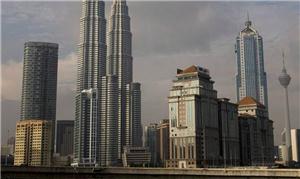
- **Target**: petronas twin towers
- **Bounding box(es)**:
[74,0,141,166]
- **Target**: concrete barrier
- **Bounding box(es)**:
[1,166,300,179]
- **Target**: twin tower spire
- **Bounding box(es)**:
[74,0,141,166]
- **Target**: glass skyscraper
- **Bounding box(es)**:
[74,0,141,166]
[74,0,106,165]
[235,18,268,108]
[21,42,58,121]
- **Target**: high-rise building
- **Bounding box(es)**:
[106,0,141,160]
[238,96,274,166]
[157,119,170,167]
[99,75,119,166]
[15,42,58,166]
[144,123,159,166]
[14,120,53,166]
[166,65,219,168]
[74,0,140,166]
[278,52,292,165]
[74,0,107,166]
[235,17,268,109]
[291,129,300,162]
[21,42,58,121]
[218,98,240,167]
[127,83,142,147]
[56,120,74,156]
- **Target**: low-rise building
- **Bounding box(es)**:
[14,120,53,166]
[218,98,240,166]
[238,97,274,166]
[122,146,151,167]
[56,120,74,156]
[157,119,170,167]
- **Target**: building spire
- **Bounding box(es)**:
[282,51,287,72]
[245,11,252,27]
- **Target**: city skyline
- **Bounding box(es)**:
[1,1,299,146]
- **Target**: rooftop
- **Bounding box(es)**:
[238,96,265,108]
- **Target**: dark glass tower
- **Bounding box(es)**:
[56,120,74,156]
[21,42,58,121]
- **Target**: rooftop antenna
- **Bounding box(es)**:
[245,11,252,27]
[282,50,286,69]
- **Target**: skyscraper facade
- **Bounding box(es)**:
[167,65,219,168]
[74,0,140,166]
[235,18,268,108]
[16,42,58,166]
[127,83,142,147]
[21,42,58,121]
[107,0,140,159]
[74,0,107,165]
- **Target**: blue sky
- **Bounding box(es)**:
[1,1,299,145]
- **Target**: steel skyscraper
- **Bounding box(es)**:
[16,42,58,166]
[74,0,107,165]
[107,0,141,159]
[74,0,141,166]
[21,42,58,121]
[235,17,268,108]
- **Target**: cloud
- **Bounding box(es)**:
[1,1,299,146]
[1,61,23,100]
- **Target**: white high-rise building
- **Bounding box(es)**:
[167,65,219,168]
[291,129,300,162]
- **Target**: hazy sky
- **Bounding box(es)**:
[1,1,299,145]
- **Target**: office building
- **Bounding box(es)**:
[14,120,53,166]
[15,42,58,166]
[278,144,287,162]
[56,120,74,156]
[74,0,107,166]
[291,129,300,162]
[122,146,151,167]
[218,98,240,166]
[126,83,142,147]
[167,65,219,168]
[144,123,159,166]
[99,75,119,166]
[106,0,141,160]
[20,42,58,121]
[235,16,268,108]
[157,119,170,167]
[238,96,274,166]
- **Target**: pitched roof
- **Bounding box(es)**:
[177,65,198,74]
[238,96,265,108]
